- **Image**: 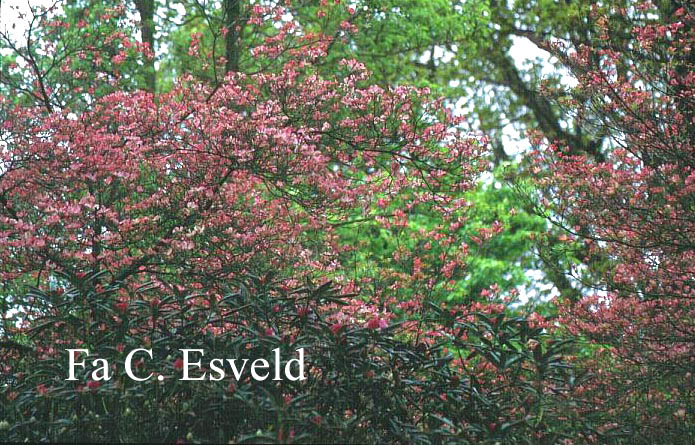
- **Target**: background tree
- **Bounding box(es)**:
[284,0,624,301]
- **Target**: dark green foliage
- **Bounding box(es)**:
[0,272,588,444]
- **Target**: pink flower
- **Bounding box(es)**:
[366,317,388,330]
[329,323,344,335]
[36,384,49,396]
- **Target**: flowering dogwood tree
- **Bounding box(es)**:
[0,4,483,315]
[530,1,695,441]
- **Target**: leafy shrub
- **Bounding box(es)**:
[1,272,587,444]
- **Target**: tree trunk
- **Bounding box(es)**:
[134,0,156,92]
[224,0,241,73]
